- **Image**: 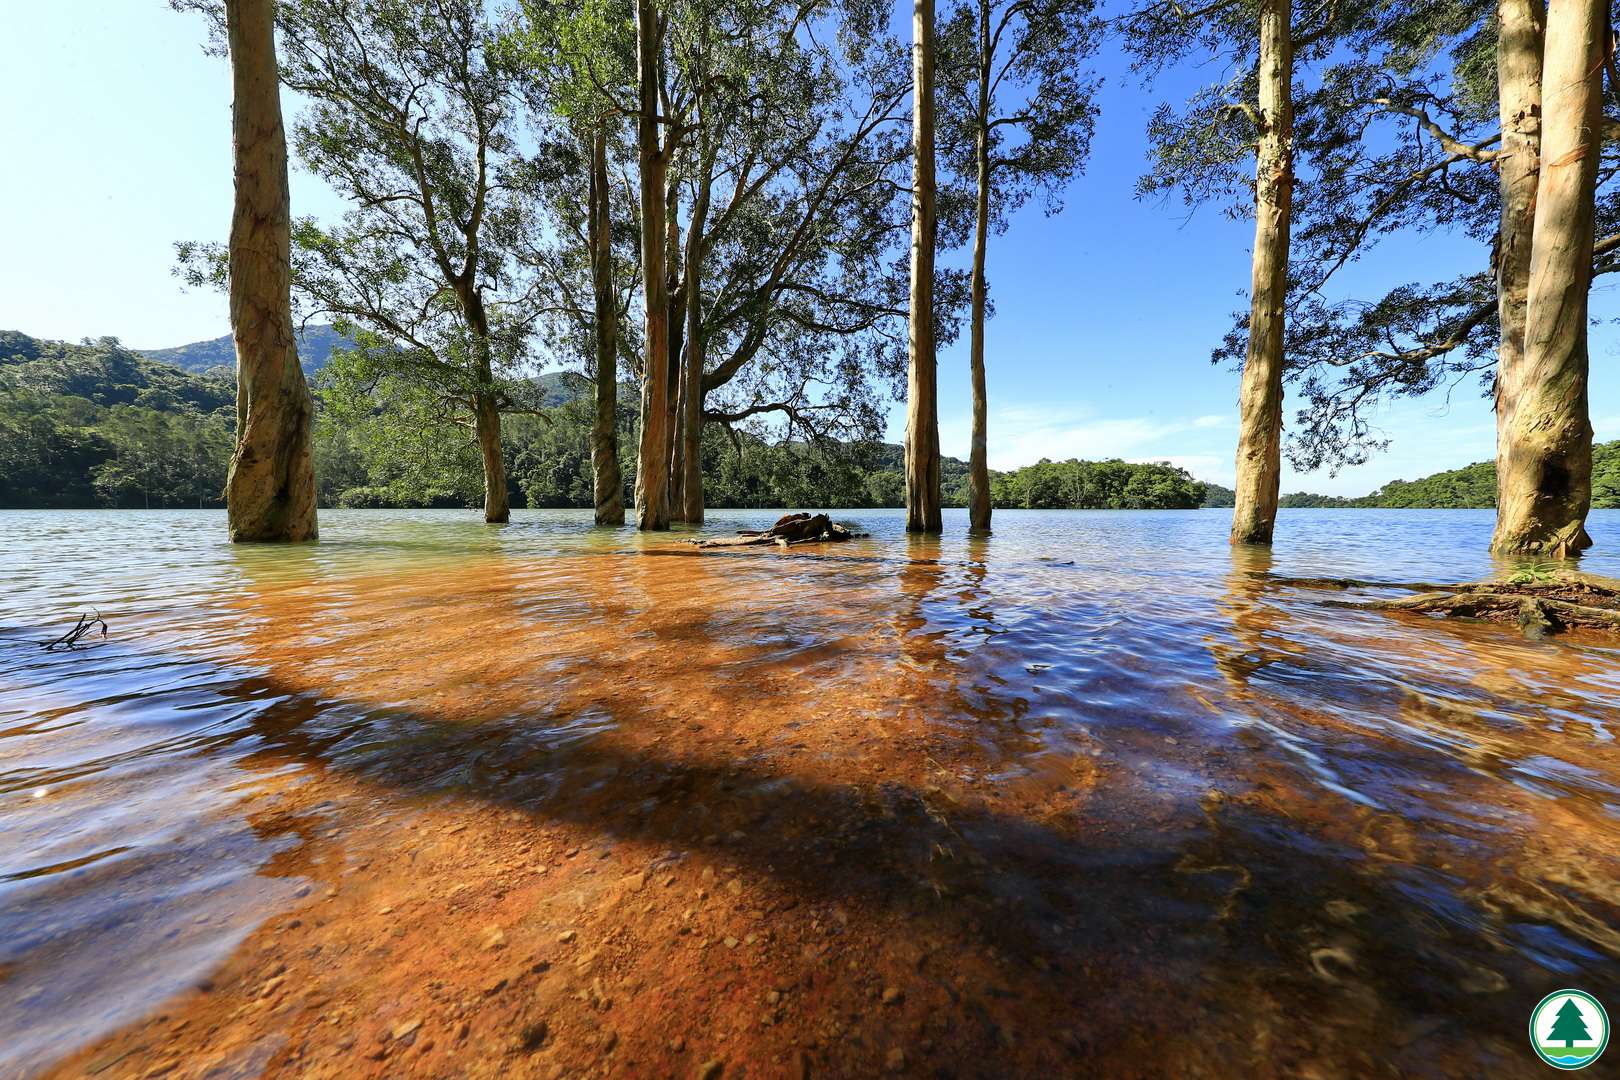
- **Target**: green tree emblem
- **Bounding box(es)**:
[1549,998,1593,1047]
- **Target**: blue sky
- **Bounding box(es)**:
[2,4,1616,495]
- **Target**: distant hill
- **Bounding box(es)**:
[138,324,351,375]
[1,330,232,412]
[1,331,236,508]
[1252,445,1620,509]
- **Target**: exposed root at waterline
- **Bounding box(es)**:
[1316,577,1620,639]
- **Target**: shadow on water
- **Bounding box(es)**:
[2,516,1619,1076]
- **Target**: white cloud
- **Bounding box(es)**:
[939,402,1235,476]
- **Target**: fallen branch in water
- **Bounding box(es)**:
[43,611,108,651]
[691,512,868,549]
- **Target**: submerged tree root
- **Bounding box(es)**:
[1269,576,1468,592]
[1319,578,1620,640]
[690,512,869,550]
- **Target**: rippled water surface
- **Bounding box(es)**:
[3,508,1619,1077]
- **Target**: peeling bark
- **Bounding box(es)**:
[1491,0,1599,556]
[588,124,624,526]
[1230,0,1293,547]
[1492,0,1545,533]
[223,0,317,543]
[906,0,943,534]
[634,0,671,531]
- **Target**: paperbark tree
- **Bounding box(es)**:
[648,0,920,524]
[504,0,641,524]
[507,0,916,526]
[678,138,712,524]
[1229,0,1293,546]
[1123,0,1350,546]
[635,0,673,530]
[908,0,943,534]
[940,0,1096,535]
[588,126,626,525]
[1492,0,1544,531]
[269,0,545,525]
[1492,0,1602,555]
[223,0,318,542]
[1211,0,1615,557]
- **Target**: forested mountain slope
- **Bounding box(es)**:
[1,332,234,507]
[2,330,1222,511]
[137,324,350,375]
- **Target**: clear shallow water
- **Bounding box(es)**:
[2,507,1620,1077]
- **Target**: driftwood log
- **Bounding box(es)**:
[691,512,868,549]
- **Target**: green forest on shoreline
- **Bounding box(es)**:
[5,328,1618,513]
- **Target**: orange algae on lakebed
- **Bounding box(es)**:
[2,508,1619,1078]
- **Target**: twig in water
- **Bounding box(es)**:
[43,611,108,651]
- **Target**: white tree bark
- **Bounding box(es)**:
[1492,0,1600,555]
[1230,0,1293,547]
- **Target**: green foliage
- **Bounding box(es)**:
[1365,458,1496,508]
[986,458,1205,510]
[316,350,488,508]
[0,332,235,508]
[2,331,232,411]
[1278,492,1355,508]
[1507,562,1559,586]
[937,0,1099,226]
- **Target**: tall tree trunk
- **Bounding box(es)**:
[473,389,508,523]
[223,0,317,543]
[1230,0,1293,546]
[666,184,687,519]
[906,0,943,534]
[634,0,671,531]
[459,286,509,523]
[588,123,624,526]
[679,176,711,526]
[966,0,992,536]
[1492,0,1601,555]
[1492,0,1545,515]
